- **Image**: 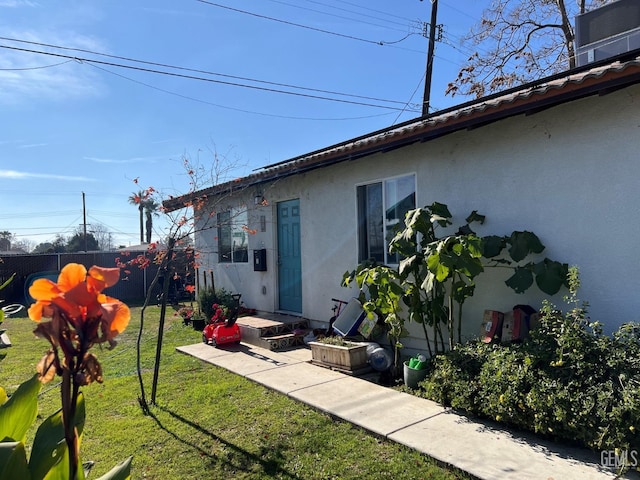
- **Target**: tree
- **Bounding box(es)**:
[128,190,146,244]
[446,0,611,99]
[142,198,159,244]
[90,223,114,251]
[12,238,34,253]
[0,231,12,251]
[119,147,249,411]
[33,234,67,253]
[66,232,99,252]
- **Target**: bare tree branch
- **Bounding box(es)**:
[447,0,612,99]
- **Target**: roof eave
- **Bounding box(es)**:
[163,53,640,213]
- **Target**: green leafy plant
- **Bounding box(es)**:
[348,202,569,356]
[342,262,407,374]
[316,336,358,347]
[197,287,234,320]
[418,267,640,464]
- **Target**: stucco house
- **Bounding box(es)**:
[165,50,640,355]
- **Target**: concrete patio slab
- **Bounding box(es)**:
[176,342,237,363]
[388,410,616,480]
[290,377,446,437]
[246,361,346,395]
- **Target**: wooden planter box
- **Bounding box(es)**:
[308,341,369,375]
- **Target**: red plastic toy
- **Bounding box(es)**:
[202,294,242,347]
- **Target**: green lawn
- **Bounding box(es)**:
[0,303,470,480]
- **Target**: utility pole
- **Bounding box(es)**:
[422,0,440,116]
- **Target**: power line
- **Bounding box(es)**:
[0,39,420,112]
[0,36,410,106]
[87,62,397,121]
[196,0,408,46]
[265,0,412,32]
[392,70,426,125]
[0,59,73,71]
[331,0,417,23]
[439,0,479,22]
[0,210,81,219]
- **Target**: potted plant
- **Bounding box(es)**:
[176,306,194,325]
[342,263,407,377]
[308,336,369,374]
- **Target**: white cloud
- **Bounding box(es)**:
[0,170,95,181]
[0,29,107,105]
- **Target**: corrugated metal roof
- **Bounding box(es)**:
[164,52,640,211]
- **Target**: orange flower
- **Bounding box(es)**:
[29,263,130,343]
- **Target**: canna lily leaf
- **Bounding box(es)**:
[429,202,452,225]
[0,441,30,480]
[29,392,86,480]
[0,375,40,443]
[427,253,450,282]
[95,456,132,480]
[465,210,485,225]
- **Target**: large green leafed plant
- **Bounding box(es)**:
[344,202,569,357]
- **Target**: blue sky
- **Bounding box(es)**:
[0,0,486,249]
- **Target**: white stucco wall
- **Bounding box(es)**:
[198,83,640,355]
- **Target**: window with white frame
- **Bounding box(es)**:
[217,209,249,263]
[357,174,416,264]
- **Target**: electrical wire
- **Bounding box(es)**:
[264,0,411,32]
[0,44,420,112]
[86,62,400,121]
[196,0,400,46]
[0,36,419,110]
[330,0,417,23]
[0,59,73,71]
[392,70,427,125]
[439,0,480,22]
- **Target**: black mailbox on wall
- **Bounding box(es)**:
[253,249,267,271]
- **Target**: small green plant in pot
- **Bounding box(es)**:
[342,263,407,376]
[308,337,369,373]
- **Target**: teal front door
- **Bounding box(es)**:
[277,199,302,313]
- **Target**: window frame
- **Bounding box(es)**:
[356,173,416,265]
[217,208,249,264]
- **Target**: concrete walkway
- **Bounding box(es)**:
[177,341,635,480]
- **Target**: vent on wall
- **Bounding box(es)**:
[575,0,640,66]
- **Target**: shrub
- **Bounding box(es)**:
[419,341,487,413]
[418,267,640,456]
[197,287,234,320]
